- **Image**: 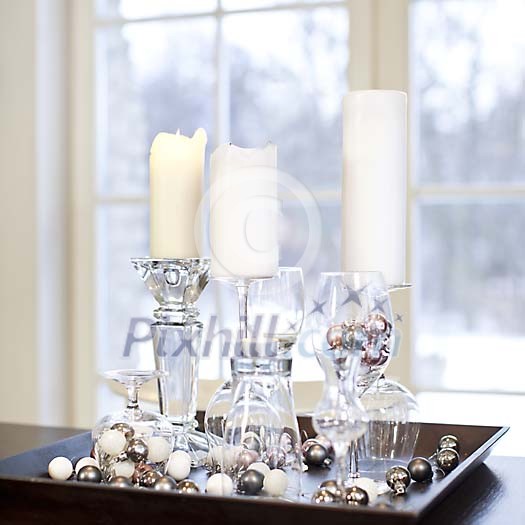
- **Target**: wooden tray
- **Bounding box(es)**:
[0,418,508,525]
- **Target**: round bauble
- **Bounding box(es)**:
[344,486,369,506]
[48,457,73,481]
[353,477,379,503]
[77,465,102,483]
[167,450,192,481]
[99,429,127,457]
[263,469,288,497]
[436,448,459,474]
[75,457,98,473]
[248,462,270,478]
[108,475,132,488]
[110,422,135,441]
[127,438,149,463]
[386,466,411,495]
[311,488,337,504]
[439,435,460,453]
[153,475,177,491]
[304,443,328,467]
[140,470,162,488]
[206,473,233,496]
[176,479,200,494]
[408,457,433,483]
[147,436,172,463]
[238,469,264,495]
[113,460,135,479]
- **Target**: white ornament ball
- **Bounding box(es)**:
[48,457,73,481]
[147,436,172,463]
[206,473,233,496]
[75,457,98,472]
[248,462,270,478]
[98,429,127,456]
[353,477,378,503]
[113,460,135,479]
[263,469,288,497]
[167,450,192,481]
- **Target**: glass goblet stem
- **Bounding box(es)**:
[235,281,250,342]
[349,440,360,480]
[333,441,349,489]
[126,384,139,410]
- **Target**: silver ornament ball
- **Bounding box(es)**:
[386,466,411,495]
[140,470,162,488]
[127,438,149,463]
[344,486,369,506]
[439,435,460,453]
[110,422,135,440]
[238,469,264,495]
[304,443,328,467]
[311,488,338,504]
[326,324,344,348]
[153,475,177,491]
[408,457,433,483]
[108,475,132,488]
[436,448,459,474]
[177,479,200,494]
[77,465,102,483]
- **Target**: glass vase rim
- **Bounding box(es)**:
[131,256,211,264]
[320,271,385,277]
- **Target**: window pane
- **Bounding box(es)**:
[223,0,342,9]
[411,0,525,185]
[414,200,525,391]
[97,0,217,18]
[96,19,215,195]
[226,8,348,190]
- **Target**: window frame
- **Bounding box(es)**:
[70,0,419,427]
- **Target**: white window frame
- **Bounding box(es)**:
[70,0,418,427]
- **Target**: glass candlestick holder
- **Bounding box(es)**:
[131,257,210,466]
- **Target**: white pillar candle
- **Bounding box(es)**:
[341,90,407,286]
[210,143,279,279]
[149,129,207,259]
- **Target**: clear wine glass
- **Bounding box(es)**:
[311,271,395,484]
[248,267,305,354]
[92,370,174,483]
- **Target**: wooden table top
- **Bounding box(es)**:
[0,423,523,525]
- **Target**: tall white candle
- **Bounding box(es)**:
[210,143,279,279]
[149,129,207,259]
[341,90,407,286]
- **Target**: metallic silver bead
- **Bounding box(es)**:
[108,476,132,488]
[238,469,264,495]
[315,435,333,455]
[408,457,433,483]
[364,313,392,338]
[77,465,102,483]
[319,479,343,498]
[326,324,344,348]
[386,466,411,495]
[304,443,328,467]
[242,435,261,453]
[265,446,286,469]
[127,438,149,463]
[132,463,153,484]
[301,438,320,455]
[436,448,459,474]
[311,488,337,504]
[140,470,162,488]
[238,449,258,469]
[341,321,367,351]
[439,435,460,453]
[344,486,369,506]
[176,479,200,494]
[153,475,177,491]
[110,422,135,441]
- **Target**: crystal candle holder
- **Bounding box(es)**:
[131,257,210,465]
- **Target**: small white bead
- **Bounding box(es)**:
[113,460,135,478]
[353,477,378,503]
[98,429,127,456]
[75,457,98,472]
[263,469,288,497]
[166,450,192,481]
[147,436,172,463]
[206,473,233,496]
[48,457,73,481]
[248,462,270,478]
